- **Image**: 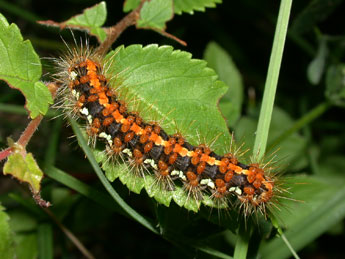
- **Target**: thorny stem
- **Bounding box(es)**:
[96,2,144,56]
[0,147,12,161]
[17,115,43,148]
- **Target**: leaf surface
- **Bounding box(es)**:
[3,152,44,194]
[0,13,52,118]
[137,0,173,30]
[38,2,107,42]
[97,44,230,210]
[0,204,14,259]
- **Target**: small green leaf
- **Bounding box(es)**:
[307,38,328,85]
[124,0,222,15]
[204,41,243,126]
[39,2,107,42]
[123,0,141,12]
[65,1,107,42]
[0,13,52,119]
[137,0,173,30]
[325,63,345,106]
[174,0,222,15]
[0,204,15,259]
[3,152,44,194]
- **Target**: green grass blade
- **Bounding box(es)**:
[241,0,293,257]
[253,0,293,159]
[69,118,159,235]
[44,166,124,216]
[233,224,249,259]
[38,223,53,259]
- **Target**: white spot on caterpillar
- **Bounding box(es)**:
[69,71,78,80]
[99,132,113,145]
[71,89,80,100]
[144,159,158,170]
[171,170,186,180]
[122,148,132,158]
[178,171,186,181]
[200,179,215,189]
[229,187,242,195]
[80,107,89,116]
[170,170,179,176]
[235,188,242,195]
[87,115,93,124]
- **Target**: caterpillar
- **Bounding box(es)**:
[55,44,277,216]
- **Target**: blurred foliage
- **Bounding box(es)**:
[0,0,345,258]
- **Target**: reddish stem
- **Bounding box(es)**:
[0,147,12,161]
[17,115,43,148]
[0,83,59,162]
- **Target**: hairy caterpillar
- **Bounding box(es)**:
[54,44,278,216]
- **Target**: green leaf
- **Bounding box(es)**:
[65,1,107,42]
[203,41,243,126]
[123,0,141,12]
[325,63,345,106]
[137,0,173,30]
[124,0,222,15]
[0,13,52,119]
[97,44,230,211]
[0,204,15,259]
[39,2,107,42]
[307,38,328,85]
[3,152,44,194]
[105,44,230,152]
[174,0,222,15]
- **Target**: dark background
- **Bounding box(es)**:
[1,0,345,258]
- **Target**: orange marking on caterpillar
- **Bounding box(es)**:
[130,123,143,135]
[179,148,188,157]
[112,110,123,122]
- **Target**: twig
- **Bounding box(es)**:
[0,147,12,161]
[17,115,43,148]
[0,82,59,161]
[96,2,144,56]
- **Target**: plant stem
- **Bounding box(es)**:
[17,115,43,148]
[96,3,144,56]
[253,0,293,159]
